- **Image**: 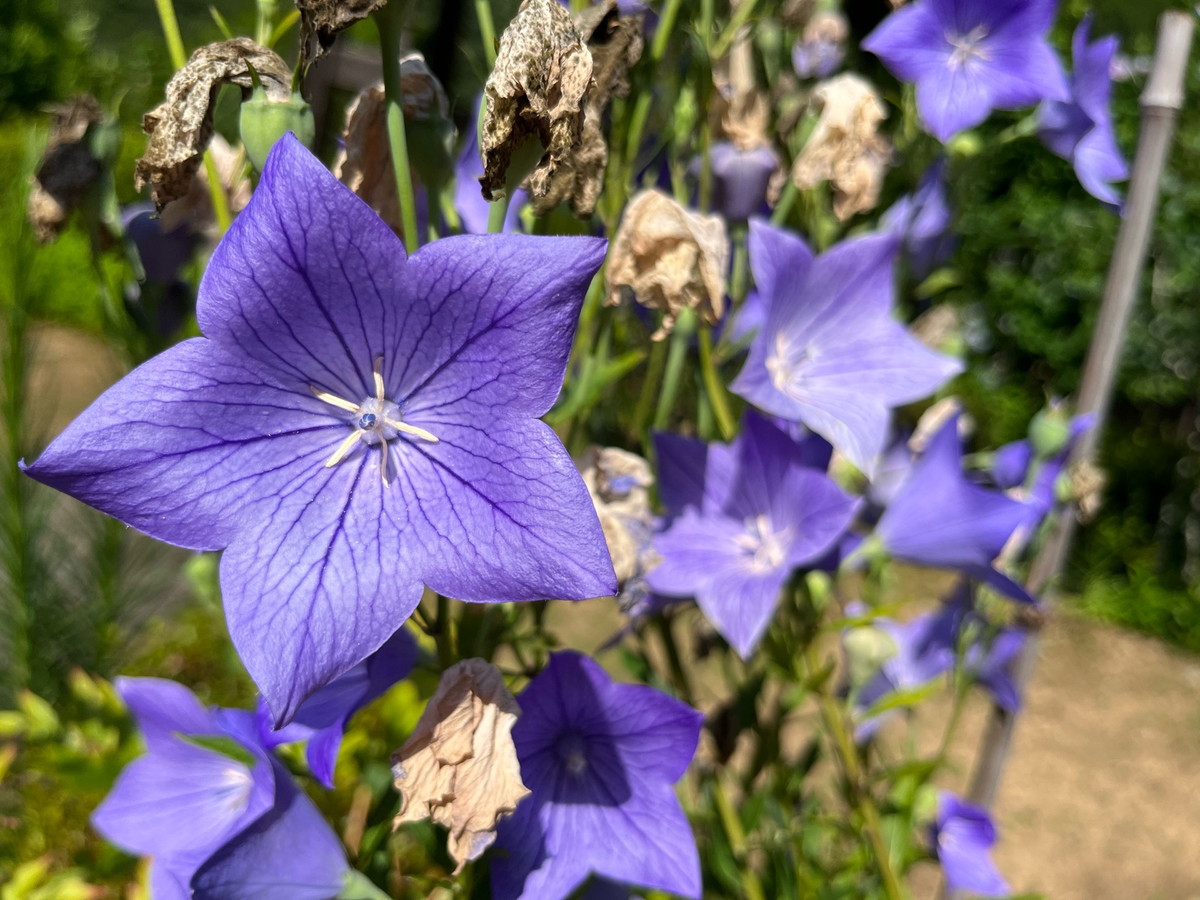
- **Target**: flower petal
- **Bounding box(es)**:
[116,677,222,752]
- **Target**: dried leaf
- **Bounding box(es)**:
[606,189,730,340]
[296,0,386,67]
[392,659,529,872]
[791,73,891,221]
[136,38,290,212]
[481,0,593,207]
[27,96,105,242]
[335,53,449,235]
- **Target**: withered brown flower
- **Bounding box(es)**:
[295,0,386,68]
[606,189,730,340]
[392,659,530,872]
[27,95,106,242]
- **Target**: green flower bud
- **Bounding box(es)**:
[240,88,315,172]
[1029,405,1071,459]
[843,625,898,691]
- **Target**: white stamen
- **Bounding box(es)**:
[325,429,365,468]
[384,417,439,444]
[310,386,359,413]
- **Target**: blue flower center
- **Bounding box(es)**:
[554,731,589,776]
[946,25,990,70]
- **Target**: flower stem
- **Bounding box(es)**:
[474,0,498,70]
[653,311,694,432]
[712,775,766,900]
[633,336,667,443]
[375,3,421,255]
[711,0,763,59]
[153,0,232,233]
[698,327,736,441]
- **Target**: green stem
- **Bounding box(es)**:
[621,0,686,180]
[487,194,510,233]
[711,0,763,59]
[653,314,693,432]
[632,336,667,443]
[729,224,750,302]
[713,776,767,900]
[698,328,736,441]
[474,0,498,70]
[375,4,421,255]
[655,614,695,707]
[770,179,798,226]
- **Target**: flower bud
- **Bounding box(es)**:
[1029,406,1072,459]
[239,88,316,172]
[843,625,898,691]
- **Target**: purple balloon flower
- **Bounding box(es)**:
[863,0,1069,142]
[92,678,348,900]
[731,220,962,474]
[875,414,1033,602]
[992,412,1093,536]
[491,651,703,900]
[258,628,417,788]
[932,792,1010,897]
[1038,16,1128,207]
[23,134,616,724]
[880,159,957,280]
[647,413,856,656]
[708,141,779,222]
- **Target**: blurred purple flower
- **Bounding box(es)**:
[491,652,702,900]
[880,159,956,280]
[792,12,849,79]
[932,792,1010,897]
[647,413,856,656]
[731,220,961,473]
[992,412,1093,534]
[863,0,1068,142]
[456,96,528,233]
[258,628,417,788]
[708,141,779,222]
[92,678,348,900]
[24,134,615,724]
[1038,16,1128,207]
[875,414,1034,602]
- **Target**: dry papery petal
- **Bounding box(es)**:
[392,659,529,872]
[27,95,105,242]
[579,446,655,585]
[791,73,891,221]
[335,53,449,234]
[606,189,730,341]
[481,0,593,206]
[136,38,290,212]
[295,0,385,68]
[529,0,644,216]
[712,27,771,151]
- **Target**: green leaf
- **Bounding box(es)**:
[338,870,392,900]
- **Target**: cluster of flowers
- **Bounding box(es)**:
[23,0,1125,895]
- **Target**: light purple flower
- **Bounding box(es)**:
[24,134,616,724]
[932,792,1010,897]
[708,141,779,222]
[863,0,1069,142]
[491,651,702,900]
[880,159,957,279]
[91,679,279,900]
[647,413,856,656]
[875,413,1033,602]
[191,761,352,900]
[258,628,417,788]
[731,220,962,473]
[1038,16,1128,207]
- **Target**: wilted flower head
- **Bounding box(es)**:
[336,53,452,234]
[393,659,530,871]
[27,95,107,242]
[295,0,384,67]
[648,413,856,656]
[481,0,594,206]
[492,651,702,900]
[732,220,961,473]
[136,38,291,211]
[791,74,891,220]
[24,136,616,724]
[932,792,1010,897]
[864,0,1068,142]
[579,446,657,598]
[792,11,849,79]
[1038,15,1128,207]
[606,189,730,340]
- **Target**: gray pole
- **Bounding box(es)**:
[964,9,1196,813]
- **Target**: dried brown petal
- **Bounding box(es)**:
[296,0,386,68]
[392,659,529,871]
[481,0,594,208]
[156,134,252,237]
[136,38,290,212]
[1070,459,1106,523]
[578,446,655,586]
[27,95,105,242]
[606,189,730,340]
[335,54,449,235]
[790,73,891,221]
[713,30,771,150]
[782,0,817,29]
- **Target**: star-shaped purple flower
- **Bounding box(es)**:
[932,791,1010,897]
[92,678,349,900]
[1038,16,1128,207]
[731,220,962,474]
[880,158,957,280]
[258,628,416,788]
[491,651,702,900]
[24,134,616,724]
[647,413,856,656]
[863,0,1069,142]
[874,414,1033,602]
[708,141,779,222]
